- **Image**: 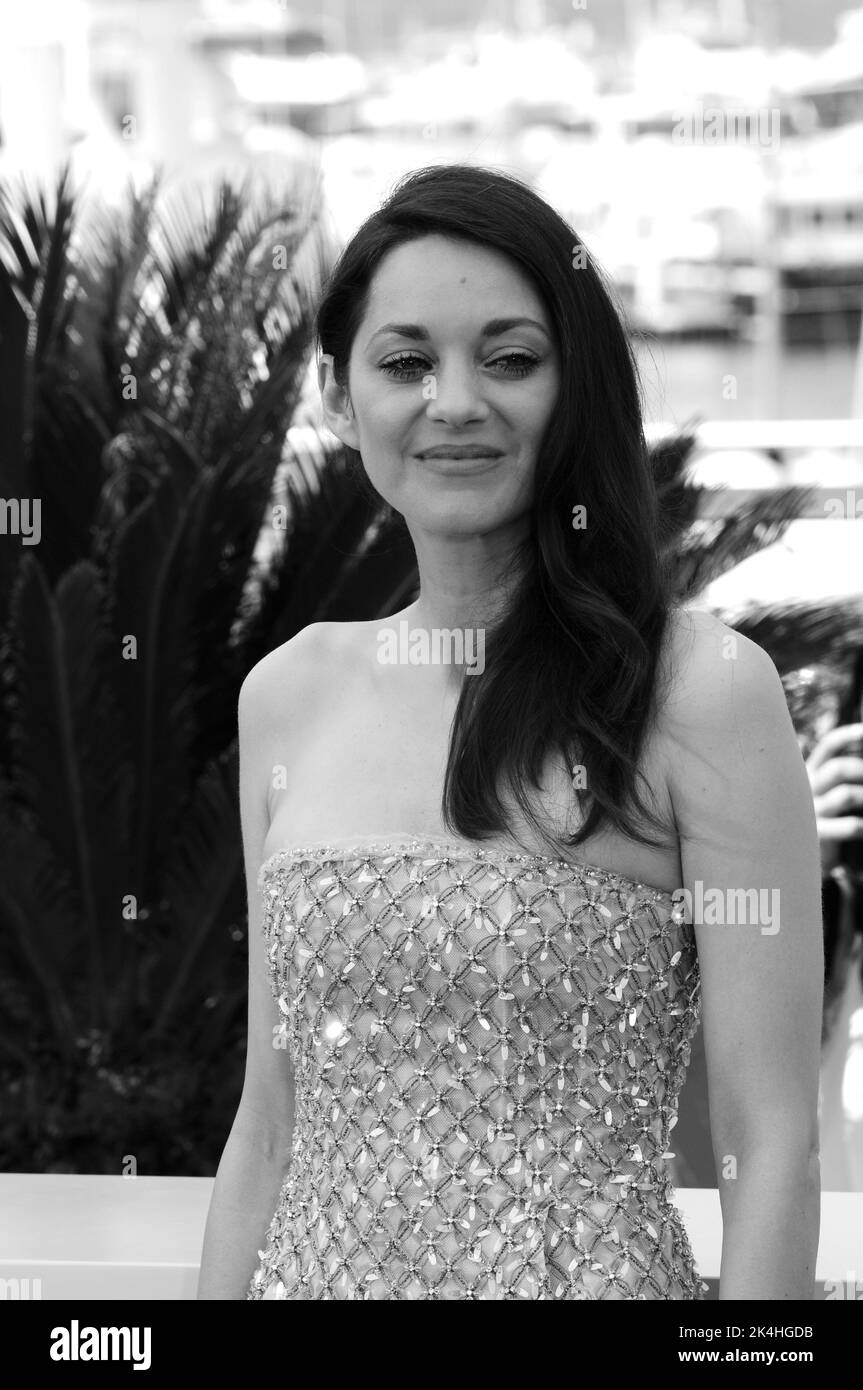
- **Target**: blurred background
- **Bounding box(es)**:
[2,0,863,1245]
[5,0,863,418]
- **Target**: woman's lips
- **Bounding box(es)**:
[415,446,504,460]
[413,452,505,473]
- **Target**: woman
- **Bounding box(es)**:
[198,165,823,1300]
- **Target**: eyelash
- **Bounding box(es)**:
[379,351,540,380]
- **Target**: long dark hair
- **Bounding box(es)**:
[315,164,678,857]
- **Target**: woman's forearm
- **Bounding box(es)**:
[717,1144,821,1299]
[197,1110,293,1300]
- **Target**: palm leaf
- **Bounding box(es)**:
[666,485,818,601]
[147,745,242,1039]
[3,555,137,1030]
[716,599,863,677]
[0,775,82,1060]
[73,174,163,433]
[238,433,418,663]
[106,472,201,895]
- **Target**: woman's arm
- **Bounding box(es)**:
[197,651,299,1300]
[661,611,823,1300]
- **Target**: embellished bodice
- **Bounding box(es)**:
[248,836,705,1300]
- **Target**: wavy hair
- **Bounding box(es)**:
[315,164,678,856]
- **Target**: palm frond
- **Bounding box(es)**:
[716,598,863,677]
[106,472,201,895]
[73,174,163,430]
[0,775,83,1061]
[0,163,83,618]
[236,432,418,661]
[147,745,242,1039]
[3,555,138,1030]
[666,485,818,601]
[650,427,702,542]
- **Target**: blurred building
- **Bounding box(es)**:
[1,0,862,411]
[0,0,360,195]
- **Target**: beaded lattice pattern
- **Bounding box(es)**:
[247,837,705,1300]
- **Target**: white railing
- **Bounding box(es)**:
[645,419,863,451]
[1,1175,861,1300]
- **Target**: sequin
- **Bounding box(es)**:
[247,836,706,1301]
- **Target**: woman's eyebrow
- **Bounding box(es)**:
[366,317,551,345]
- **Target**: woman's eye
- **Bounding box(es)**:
[488,352,539,377]
[379,351,540,380]
[379,353,430,379]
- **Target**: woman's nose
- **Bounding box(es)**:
[424,366,490,424]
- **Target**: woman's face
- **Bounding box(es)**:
[320,234,560,538]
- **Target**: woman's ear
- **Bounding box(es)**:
[318,353,360,451]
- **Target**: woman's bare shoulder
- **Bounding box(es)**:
[661,604,775,710]
[656,604,785,792]
[238,622,346,726]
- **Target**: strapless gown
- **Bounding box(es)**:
[246,835,706,1300]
